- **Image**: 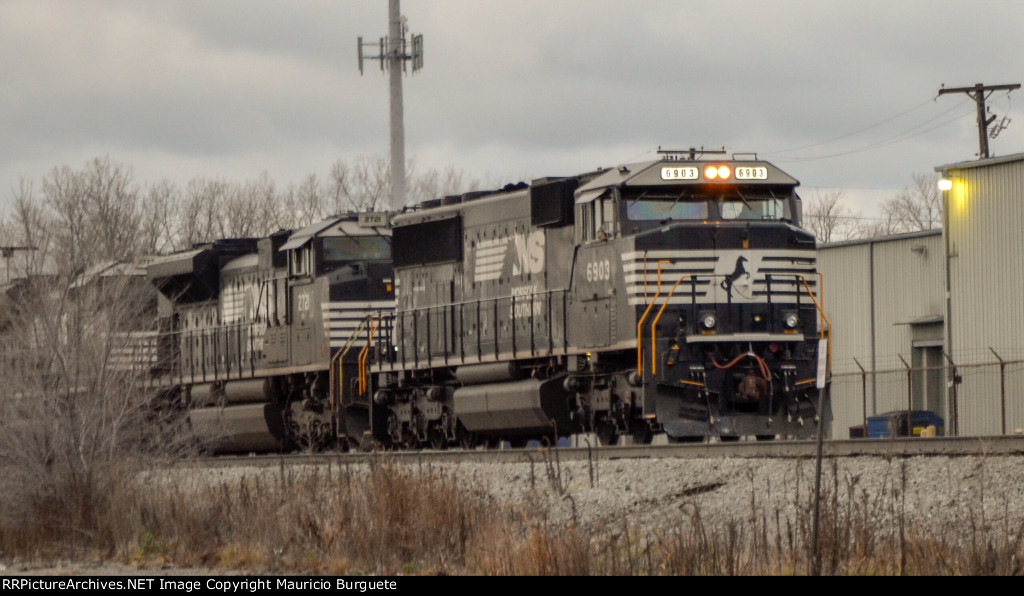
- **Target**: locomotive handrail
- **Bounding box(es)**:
[330,316,372,410]
[395,288,569,313]
[636,260,670,376]
[649,273,690,375]
[800,273,832,374]
[381,288,570,369]
[634,268,822,379]
[160,320,268,384]
[357,317,379,395]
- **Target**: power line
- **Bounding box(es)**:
[767,96,937,156]
[810,213,942,224]
[770,99,974,163]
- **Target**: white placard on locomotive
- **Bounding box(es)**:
[358,212,390,227]
[734,166,768,180]
[661,166,699,180]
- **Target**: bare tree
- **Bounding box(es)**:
[803,190,862,244]
[179,177,229,247]
[0,269,190,539]
[4,154,495,266]
[40,158,141,274]
[328,155,392,212]
[880,172,943,233]
[284,173,328,229]
[220,172,284,238]
[407,161,482,205]
[138,180,181,255]
[4,178,51,280]
[860,205,905,238]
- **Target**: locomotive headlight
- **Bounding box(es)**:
[704,165,732,180]
[700,313,717,330]
[783,312,800,329]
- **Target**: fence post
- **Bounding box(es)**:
[854,358,867,434]
[989,347,1007,435]
[898,355,912,437]
[943,352,960,436]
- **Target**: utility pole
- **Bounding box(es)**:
[358,0,424,210]
[938,82,1020,158]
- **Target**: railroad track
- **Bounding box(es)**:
[183,435,1024,470]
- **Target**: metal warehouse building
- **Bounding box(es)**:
[819,152,1024,438]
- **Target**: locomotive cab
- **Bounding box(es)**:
[148,214,394,454]
[558,156,828,443]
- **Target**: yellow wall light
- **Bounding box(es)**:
[938,178,953,191]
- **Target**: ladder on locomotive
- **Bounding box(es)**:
[329,315,380,411]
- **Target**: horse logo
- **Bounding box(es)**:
[720,256,753,300]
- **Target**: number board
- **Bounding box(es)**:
[735,166,768,180]
[358,212,390,228]
[661,166,699,180]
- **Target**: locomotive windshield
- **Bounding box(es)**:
[627,199,708,221]
[717,195,789,221]
[322,236,391,262]
[623,188,793,224]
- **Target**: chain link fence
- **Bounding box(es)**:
[830,355,1024,439]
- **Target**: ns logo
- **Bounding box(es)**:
[472,229,545,283]
[511,230,545,276]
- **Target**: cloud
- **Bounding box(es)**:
[0,0,1022,211]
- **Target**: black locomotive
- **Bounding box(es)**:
[146,213,394,452]
[10,152,827,453]
[368,151,830,447]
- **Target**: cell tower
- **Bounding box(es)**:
[358,0,424,210]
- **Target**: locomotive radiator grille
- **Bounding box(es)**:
[322,301,395,348]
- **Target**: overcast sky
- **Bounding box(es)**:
[1,0,1022,220]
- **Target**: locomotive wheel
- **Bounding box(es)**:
[456,423,477,449]
[631,421,653,445]
[755,434,777,441]
[595,421,619,447]
[429,427,447,450]
[358,433,377,452]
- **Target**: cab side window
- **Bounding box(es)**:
[579,197,617,243]
[598,197,616,239]
[289,246,312,277]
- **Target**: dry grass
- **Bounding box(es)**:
[1,453,1022,576]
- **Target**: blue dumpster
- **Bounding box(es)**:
[866,410,944,438]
